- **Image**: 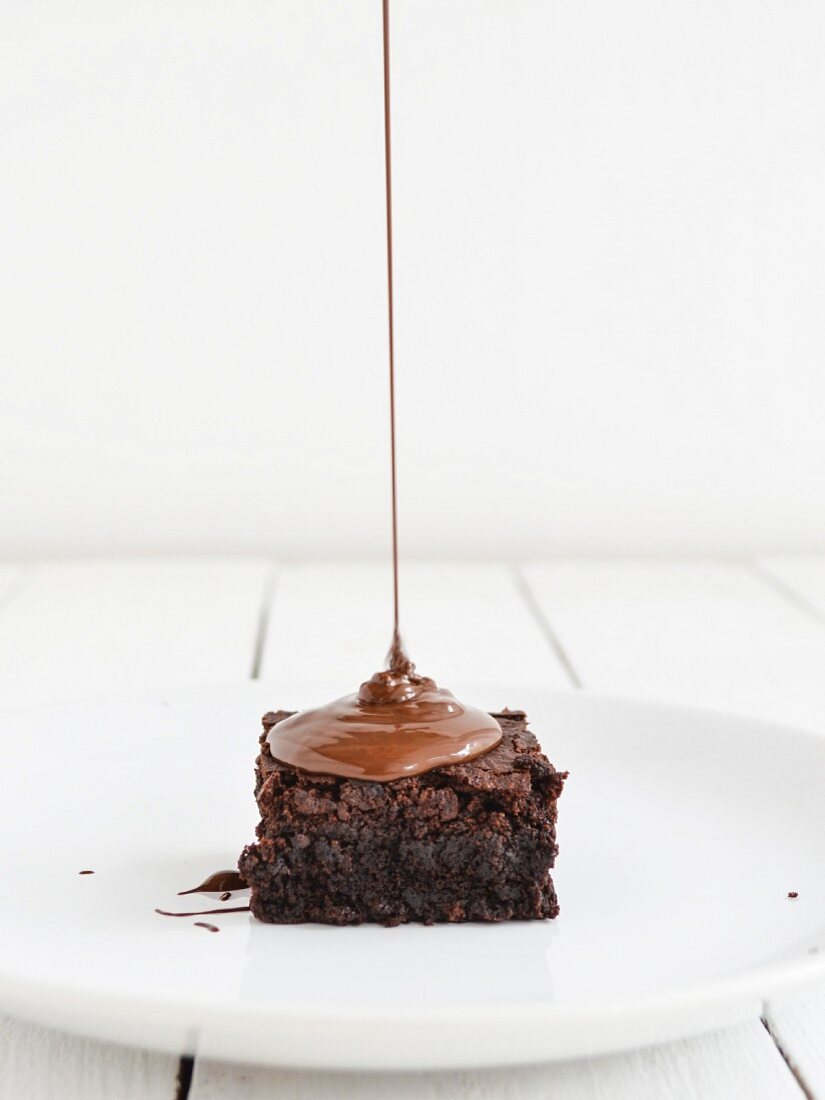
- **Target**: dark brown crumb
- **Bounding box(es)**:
[220,891,232,901]
[194,922,219,933]
[788,891,799,899]
[240,710,566,926]
[78,870,94,875]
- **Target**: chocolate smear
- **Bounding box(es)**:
[156,906,250,918]
[178,870,247,896]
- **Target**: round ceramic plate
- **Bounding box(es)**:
[1,682,824,1070]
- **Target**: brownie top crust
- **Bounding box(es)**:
[255,709,566,823]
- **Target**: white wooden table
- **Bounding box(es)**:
[2,556,825,1099]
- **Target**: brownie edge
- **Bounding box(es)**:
[239,709,567,926]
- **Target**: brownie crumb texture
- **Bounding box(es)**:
[240,710,567,927]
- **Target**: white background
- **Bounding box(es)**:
[2,0,824,560]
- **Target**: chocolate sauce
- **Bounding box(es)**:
[266,0,503,783]
[194,922,220,933]
[220,891,232,901]
[178,870,247,896]
[383,0,401,660]
[155,906,250,917]
[268,658,502,782]
[78,870,94,875]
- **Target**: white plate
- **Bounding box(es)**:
[1,682,825,1070]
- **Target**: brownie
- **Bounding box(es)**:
[239,709,567,926]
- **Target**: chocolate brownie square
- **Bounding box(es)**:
[239,709,566,926]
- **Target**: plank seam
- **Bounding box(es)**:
[749,561,825,634]
[250,565,277,680]
[0,564,32,619]
[510,565,583,688]
[178,561,274,1091]
[762,1014,815,1100]
[174,1054,194,1100]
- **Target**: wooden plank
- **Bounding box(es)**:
[750,557,825,1098]
[261,563,571,692]
[523,558,825,1100]
[522,560,825,731]
[0,565,25,613]
[0,558,273,1099]
[3,556,814,1099]
[757,554,825,623]
[0,558,272,711]
[190,1020,801,1100]
[0,1018,180,1100]
[766,994,825,1098]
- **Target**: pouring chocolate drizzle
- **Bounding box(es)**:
[383,0,405,687]
[265,0,502,784]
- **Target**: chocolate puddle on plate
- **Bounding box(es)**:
[154,869,250,921]
[156,906,251,918]
[177,870,247,896]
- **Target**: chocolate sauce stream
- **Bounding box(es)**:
[383,0,403,668]
[263,0,505,784]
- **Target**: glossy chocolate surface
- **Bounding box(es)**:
[266,647,502,782]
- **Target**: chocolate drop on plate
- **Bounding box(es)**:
[194,922,220,933]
